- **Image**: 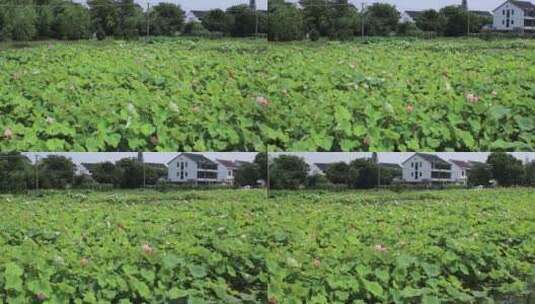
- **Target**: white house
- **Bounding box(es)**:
[493,1,535,31]
[309,163,332,176]
[449,160,472,185]
[167,153,219,184]
[402,153,452,184]
[216,159,240,185]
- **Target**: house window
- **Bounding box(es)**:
[411,172,413,177]
[180,171,184,179]
[420,172,422,177]
[511,20,514,25]
[411,163,414,168]
[185,172,188,177]
[503,10,505,15]
[228,171,232,176]
[462,171,465,177]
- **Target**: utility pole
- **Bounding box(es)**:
[266,147,270,199]
[34,155,39,191]
[146,2,151,39]
[361,2,366,40]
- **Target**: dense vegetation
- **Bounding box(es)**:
[1,38,534,151]
[0,0,266,42]
[265,39,535,151]
[0,39,270,151]
[0,189,533,302]
[268,0,493,42]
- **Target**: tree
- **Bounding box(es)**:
[149,3,185,36]
[364,3,400,36]
[299,0,330,36]
[326,0,359,40]
[439,6,468,37]
[235,163,259,187]
[0,2,38,41]
[269,155,309,190]
[115,0,144,39]
[268,0,305,41]
[415,9,445,33]
[88,0,118,37]
[38,155,75,189]
[202,9,231,33]
[325,162,351,185]
[468,163,492,187]
[486,153,524,187]
[54,3,91,40]
[349,158,377,189]
[226,4,256,37]
[0,153,34,192]
[254,152,268,182]
[91,162,123,187]
[523,161,535,186]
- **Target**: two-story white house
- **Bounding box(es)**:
[493,1,535,31]
[402,153,453,184]
[167,153,219,185]
[216,159,241,185]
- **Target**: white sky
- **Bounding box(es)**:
[76,0,267,11]
[23,152,258,165]
[285,0,505,12]
[22,152,535,166]
[270,152,535,165]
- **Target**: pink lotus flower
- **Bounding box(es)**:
[466,93,480,103]
[3,128,13,139]
[80,257,89,267]
[256,96,270,107]
[142,243,154,255]
[374,244,388,253]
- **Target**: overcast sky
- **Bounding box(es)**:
[76,0,267,11]
[22,152,535,166]
[285,0,504,11]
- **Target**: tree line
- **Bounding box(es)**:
[0,153,167,191]
[268,0,493,41]
[0,0,266,42]
[265,154,400,190]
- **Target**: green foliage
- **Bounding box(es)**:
[487,152,524,187]
[325,162,352,185]
[0,189,533,302]
[270,155,309,189]
[268,0,305,42]
[149,3,185,36]
[467,163,492,187]
[201,9,231,33]
[235,163,260,187]
[37,155,75,189]
[226,4,257,37]
[0,153,34,192]
[364,3,400,36]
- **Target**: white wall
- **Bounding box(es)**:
[493,2,525,30]
[167,155,197,183]
[450,164,467,183]
[217,163,234,184]
[402,155,432,182]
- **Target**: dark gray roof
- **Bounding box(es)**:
[405,10,424,19]
[191,10,209,20]
[403,153,450,166]
[314,163,334,173]
[181,153,217,166]
[449,160,472,169]
[511,1,535,10]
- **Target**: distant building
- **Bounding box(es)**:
[492,1,535,31]
[216,159,248,185]
[250,0,256,10]
[400,10,424,23]
[402,153,453,184]
[185,10,209,23]
[309,163,333,176]
[167,153,219,184]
